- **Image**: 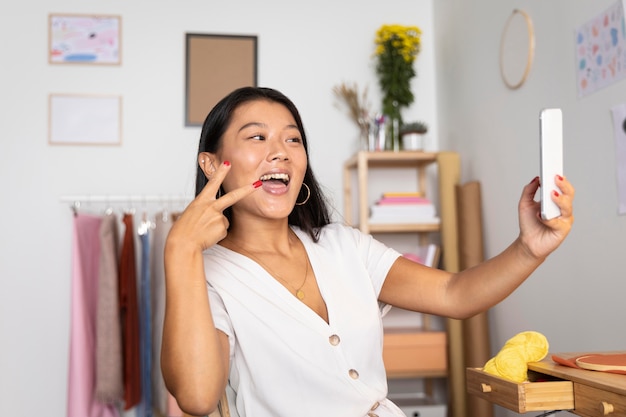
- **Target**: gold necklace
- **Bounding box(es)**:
[229,238,310,300]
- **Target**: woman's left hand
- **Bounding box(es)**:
[518,175,575,260]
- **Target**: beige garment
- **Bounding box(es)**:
[95,213,124,402]
[151,213,174,416]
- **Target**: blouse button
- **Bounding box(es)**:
[329,334,340,346]
[348,369,359,379]
[367,414,379,417]
[370,401,380,410]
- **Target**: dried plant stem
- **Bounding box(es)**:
[333,82,371,130]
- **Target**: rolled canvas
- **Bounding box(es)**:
[456,181,493,417]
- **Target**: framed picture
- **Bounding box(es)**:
[49,94,122,145]
[185,33,257,126]
[49,14,122,65]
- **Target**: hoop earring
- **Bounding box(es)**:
[295,183,311,206]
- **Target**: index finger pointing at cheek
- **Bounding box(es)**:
[214,180,263,212]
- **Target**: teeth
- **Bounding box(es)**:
[259,173,290,182]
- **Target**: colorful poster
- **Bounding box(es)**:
[49,14,121,64]
[575,0,626,97]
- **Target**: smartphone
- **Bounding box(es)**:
[539,108,563,220]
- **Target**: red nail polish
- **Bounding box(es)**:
[253,180,262,188]
[553,190,560,197]
[557,174,563,181]
[224,161,231,166]
[530,176,539,184]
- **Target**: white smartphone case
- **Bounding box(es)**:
[539,108,563,220]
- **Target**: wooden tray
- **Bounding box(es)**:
[576,353,626,372]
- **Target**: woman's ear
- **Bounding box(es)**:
[198,152,218,179]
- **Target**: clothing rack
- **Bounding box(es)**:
[60,194,192,214]
[60,194,192,204]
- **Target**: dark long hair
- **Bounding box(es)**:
[195,86,332,242]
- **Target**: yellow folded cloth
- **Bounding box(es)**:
[483,331,549,382]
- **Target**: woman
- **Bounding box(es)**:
[161,87,574,417]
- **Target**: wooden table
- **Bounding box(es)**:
[529,353,626,416]
[466,352,626,416]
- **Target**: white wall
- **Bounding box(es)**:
[6,1,622,416]
[434,1,626,416]
[0,1,437,415]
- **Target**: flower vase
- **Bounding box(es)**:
[386,115,401,151]
[358,125,369,151]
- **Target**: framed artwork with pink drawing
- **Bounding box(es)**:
[48,14,122,65]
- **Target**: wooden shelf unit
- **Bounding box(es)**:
[342,150,465,417]
[343,151,439,235]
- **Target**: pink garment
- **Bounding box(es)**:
[67,213,119,417]
[168,393,183,417]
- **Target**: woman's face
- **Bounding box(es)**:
[210,99,308,219]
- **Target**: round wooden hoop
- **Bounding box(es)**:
[499,9,535,90]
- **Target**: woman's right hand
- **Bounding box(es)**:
[162,161,261,414]
[166,161,262,253]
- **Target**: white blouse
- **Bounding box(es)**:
[204,223,406,417]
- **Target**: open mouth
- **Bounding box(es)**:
[259,172,290,186]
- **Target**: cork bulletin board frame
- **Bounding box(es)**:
[185,33,258,127]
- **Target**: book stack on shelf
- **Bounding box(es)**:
[369,192,440,225]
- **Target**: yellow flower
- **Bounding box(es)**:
[374,23,423,132]
[375,24,422,64]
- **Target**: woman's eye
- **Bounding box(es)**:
[287,137,302,143]
[250,134,265,141]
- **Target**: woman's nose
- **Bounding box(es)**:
[267,141,289,161]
